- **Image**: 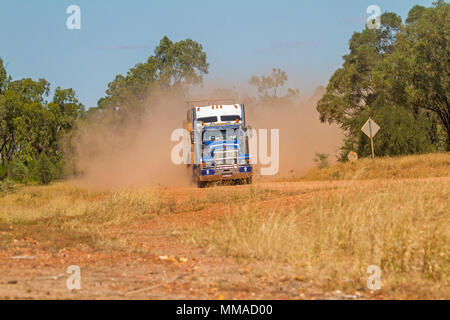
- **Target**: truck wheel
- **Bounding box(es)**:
[246,177,253,184]
[197,181,207,188]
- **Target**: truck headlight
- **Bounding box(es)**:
[204,160,214,167]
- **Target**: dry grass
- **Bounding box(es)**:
[0,183,167,227]
[189,180,450,299]
[203,185,306,204]
[0,183,177,250]
[1,153,449,298]
[302,153,450,181]
[0,182,294,230]
[0,182,294,250]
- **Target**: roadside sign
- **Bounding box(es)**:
[361,118,380,138]
[361,117,380,162]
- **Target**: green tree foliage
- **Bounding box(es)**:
[154,36,209,88]
[0,59,84,182]
[317,1,449,158]
[98,36,209,112]
[9,159,29,183]
[379,0,450,150]
[0,163,6,180]
[0,58,10,94]
[35,152,54,185]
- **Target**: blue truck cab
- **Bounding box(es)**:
[185,101,253,188]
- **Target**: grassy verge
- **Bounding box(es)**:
[0,182,297,250]
[302,153,450,180]
[188,180,450,299]
[0,183,174,250]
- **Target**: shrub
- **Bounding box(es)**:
[35,153,54,185]
[0,164,6,180]
[53,159,64,180]
[313,152,329,169]
[9,159,30,183]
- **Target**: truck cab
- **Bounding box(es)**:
[185,101,253,187]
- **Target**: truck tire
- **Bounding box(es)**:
[197,181,207,188]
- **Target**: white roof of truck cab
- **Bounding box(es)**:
[195,104,242,120]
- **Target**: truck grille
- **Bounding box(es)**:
[214,149,237,165]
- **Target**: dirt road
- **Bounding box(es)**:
[1,177,448,299]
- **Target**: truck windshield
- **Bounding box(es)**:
[203,129,238,143]
[221,115,241,122]
[197,116,217,123]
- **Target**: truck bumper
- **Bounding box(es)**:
[198,165,253,182]
[199,172,252,182]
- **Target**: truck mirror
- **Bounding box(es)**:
[247,126,253,138]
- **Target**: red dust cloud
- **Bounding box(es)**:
[71,87,342,189]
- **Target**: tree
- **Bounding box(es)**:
[48,87,85,152]
[0,60,84,180]
[317,12,402,129]
[98,60,158,111]
[405,5,426,24]
[2,78,51,162]
[249,68,288,98]
[154,36,209,89]
[35,152,54,185]
[317,4,447,158]
[397,1,449,150]
[98,36,209,111]
[370,1,450,150]
[0,58,9,94]
[9,159,29,183]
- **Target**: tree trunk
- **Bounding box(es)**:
[446,126,450,152]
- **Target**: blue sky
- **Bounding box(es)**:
[0,0,435,107]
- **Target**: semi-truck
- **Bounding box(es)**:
[184,99,253,188]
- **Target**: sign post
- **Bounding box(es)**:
[361,117,380,163]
